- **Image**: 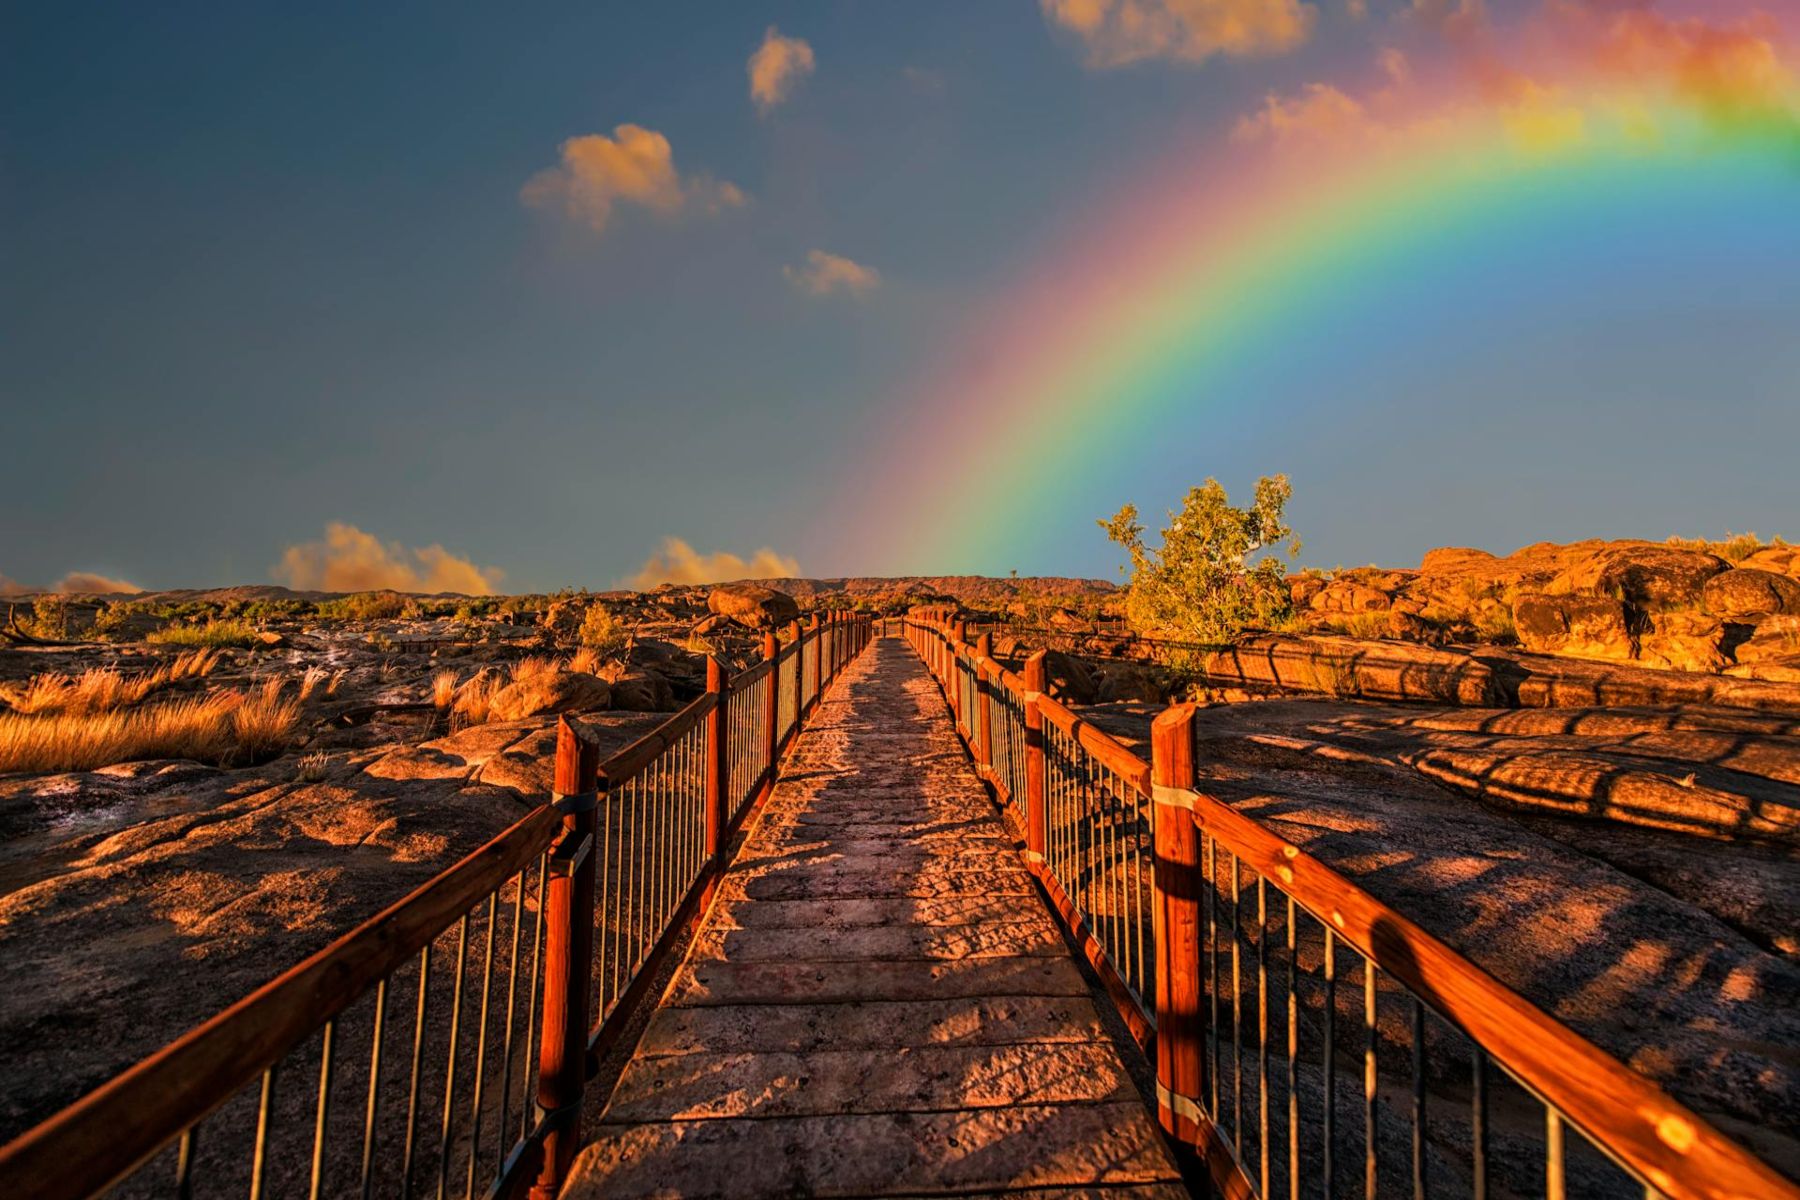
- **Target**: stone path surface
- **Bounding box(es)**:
[561,636,1185,1199]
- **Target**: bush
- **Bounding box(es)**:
[1100,475,1298,644]
[316,592,408,621]
[147,619,259,649]
[578,605,629,656]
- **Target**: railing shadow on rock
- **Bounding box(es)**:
[0,614,873,1200]
[900,607,1798,1200]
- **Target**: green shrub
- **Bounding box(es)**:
[578,605,629,655]
[1100,475,1299,644]
[147,619,259,648]
[316,592,408,621]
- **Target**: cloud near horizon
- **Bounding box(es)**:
[274,522,503,595]
[1041,0,1316,68]
[627,538,800,590]
[784,250,882,297]
[1,571,143,596]
[521,124,746,235]
[749,27,816,113]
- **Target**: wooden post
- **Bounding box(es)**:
[760,629,779,801]
[533,715,600,1199]
[974,633,994,770]
[705,656,728,873]
[1023,650,1048,866]
[1151,703,1206,1151]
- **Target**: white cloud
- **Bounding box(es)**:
[784,249,882,298]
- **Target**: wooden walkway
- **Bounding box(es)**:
[561,636,1185,1198]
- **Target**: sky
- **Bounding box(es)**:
[3,1,1797,594]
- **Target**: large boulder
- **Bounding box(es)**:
[486,670,611,722]
[1418,546,1499,576]
[1740,545,1800,577]
[1310,580,1392,614]
[1547,545,1727,609]
[706,584,799,630]
[1702,569,1800,621]
[1513,594,1631,661]
[1094,661,1165,704]
[1635,610,1726,674]
[1041,650,1097,705]
[604,667,676,713]
[1736,615,1800,665]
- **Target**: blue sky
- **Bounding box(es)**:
[3,1,1796,592]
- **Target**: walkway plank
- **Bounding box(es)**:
[560,638,1185,1199]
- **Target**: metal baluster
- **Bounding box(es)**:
[519,859,547,1143]
[435,915,471,1199]
[495,873,525,1181]
[1208,836,1220,1119]
[175,1126,198,1200]
[1323,929,1336,1199]
[1471,1047,1488,1200]
[1259,876,1271,1195]
[1232,854,1243,1144]
[466,893,499,1198]
[360,978,389,1199]
[401,945,432,1200]
[249,1065,279,1200]
[309,1018,336,1200]
[1546,1110,1567,1200]
[1412,998,1427,1200]
[1287,897,1300,1200]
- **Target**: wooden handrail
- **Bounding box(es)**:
[1164,761,1799,1200]
[597,692,715,784]
[0,802,562,1200]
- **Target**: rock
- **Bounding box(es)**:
[1309,581,1391,614]
[1287,575,1327,608]
[1386,609,1434,640]
[1702,569,1800,621]
[1635,610,1726,674]
[706,584,799,630]
[1725,656,1800,683]
[1047,608,1093,633]
[1041,650,1097,705]
[605,668,676,713]
[486,670,611,722]
[1736,615,1800,665]
[540,598,589,643]
[1419,547,1498,575]
[1093,662,1164,704]
[1741,546,1800,577]
[1513,594,1631,661]
[690,614,726,637]
[1548,545,1727,609]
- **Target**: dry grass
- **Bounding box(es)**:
[294,751,331,783]
[509,655,561,684]
[432,670,458,709]
[451,671,503,729]
[1665,532,1786,565]
[147,619,259,649]
[0,650,221,717]
[567,647,601,675]
[0,683,301,774]
[1321,612,1390,640]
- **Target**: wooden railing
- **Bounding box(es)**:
[900,611,1797,1200]
[0,612,873,1200]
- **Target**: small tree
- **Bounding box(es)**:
[578,604,629,657]
[1100,475,1299,644]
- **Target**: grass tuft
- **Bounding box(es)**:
[0,684,301,773]
[147,619,259,649]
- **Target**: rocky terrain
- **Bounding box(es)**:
[2,539,1797,1173]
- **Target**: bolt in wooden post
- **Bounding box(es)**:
[533,715,600,1199]
[1023,650,1048,867]
[760,628,779,801]
[704,656,728,876]
[1150,703,1207,1150]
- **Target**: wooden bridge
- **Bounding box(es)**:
[0,614,1794,1200]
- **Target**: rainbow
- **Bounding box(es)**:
[831,5,1800,574]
